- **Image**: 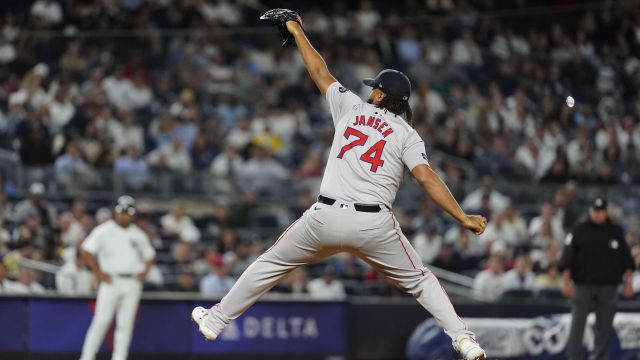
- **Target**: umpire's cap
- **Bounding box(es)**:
[115,195,136,215]
[591,196,608,211]
[363,69,411,101]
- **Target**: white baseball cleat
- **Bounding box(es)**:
[191,306,218,341]
[454,334,486,360]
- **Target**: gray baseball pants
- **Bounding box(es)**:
[211,200,473,340]
[566,284,618,360]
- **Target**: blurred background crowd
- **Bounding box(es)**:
[0,0,639,302]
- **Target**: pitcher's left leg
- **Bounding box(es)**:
[193,209,337,340]
[353,212,484,359]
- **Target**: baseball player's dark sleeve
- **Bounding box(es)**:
[326,82,361,127]
[618,226,635,272]
[557,232,576,272]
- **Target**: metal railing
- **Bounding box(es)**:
[20,258,60,274]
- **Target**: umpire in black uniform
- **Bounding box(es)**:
[558,196,635,360]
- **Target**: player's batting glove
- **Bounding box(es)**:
[259,8,303,48]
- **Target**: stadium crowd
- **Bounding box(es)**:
[0,0,639,301]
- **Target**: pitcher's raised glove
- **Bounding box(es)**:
[259,8,303,48]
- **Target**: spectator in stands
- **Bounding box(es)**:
[445,224,484,258]
[193,246,217,277]
[354,1,380,33]
[56,252,93,295]
[227,241,257,278]
[0,34,16,65]
[170,90,199,150]
[461,176,510,214]
[206,202,232,237]
[238,145,289,193]
[529,202,564,248]
[190,133,217,171]
[143,264,165,291]
[47,86,75,134]
[15,110,54,168]
[536,262,563,291]
[479,211,510,249]
[0,262,22,293]
[30,0,63,26]
[472,255,505,301]
[501,203,528,247]
[13,267,45,294]
[167,269,197,292]
[59,39,86,76]
[412,224,443,264]
[514,138,555,180]
[70,200,89,226]
[631,246,640,294]
[410,81,446,120]
[102,67,133,110]
[502,253,536,292]
[294,152,323,181]
[167,242,195,282]
[432,243,466,273]
[335,254,366,282]
[13,182,57,230]
[226,117,253,151]
[147,138,192,174]
[559,182,581,230]
[54,141,97,190]
[199,254,235,295]
[114,146,150,190]
[0,169,18,197]
[451,29,483,68]
[276,267,308,294]
[218,227,239,264]
[149,113,176,149]
[216,95,248,130]
[160,201,200,243]
[3,239,36,278]
[127,72,152,111]
[396,26,422,64]
[0,216,10,255]
[0,193,12,230]
[112,112,145,152]
[307,265,345,300]
[59,211,85,247]
[210,144,244,180]
[411,202,445,236]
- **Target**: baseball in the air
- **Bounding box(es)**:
[566,96,575,108]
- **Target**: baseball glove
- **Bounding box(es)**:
[259,8,303,48]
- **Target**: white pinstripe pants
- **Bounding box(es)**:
[80,277,142,360]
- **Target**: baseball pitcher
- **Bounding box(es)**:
[192,9,487,360]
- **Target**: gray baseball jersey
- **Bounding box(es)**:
[205,81,474,344]
[321,82,429,208]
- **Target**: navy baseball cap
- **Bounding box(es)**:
[363,69,411,101]
[591,196,607,211]
[115,195,136,215]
